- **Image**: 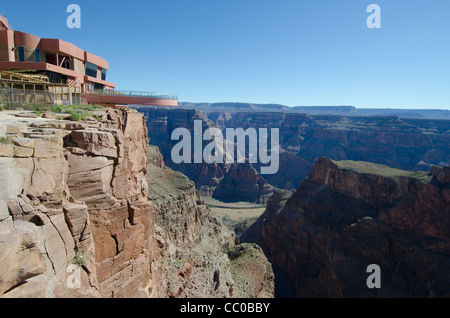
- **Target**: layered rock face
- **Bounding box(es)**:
[212,163,274,204]
[222,112,450,188]
[0,109,164,298]
[136,107,274,203]
[135,107,450,200]
[257,157,450,297]
[147,145,274,298]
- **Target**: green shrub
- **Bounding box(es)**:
[70,112,81,121]
[72,250,90,267]
[54,106,62,113]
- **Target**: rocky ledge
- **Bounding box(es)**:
[0,109,274,298]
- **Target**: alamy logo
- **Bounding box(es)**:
[171,120,280,175]
[366,4,381,29]
[366,264,381,289]
[66,264,81,289]
[66,4,81,29]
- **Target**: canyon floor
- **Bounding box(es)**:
[204,197,266,238]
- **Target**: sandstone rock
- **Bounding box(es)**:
[23,157,69,199]
[33,138,63,159]
[0,200,9,222]
[0,220,46,295]
[1,281,47,298]
[14,146,33,158]
[69,130,118,158]
[40,213,75,275]
[15,112,38,119]
[0,122,5,138]
[68,163,115,207]
[0,144,14,157]
[6,124,27,135]
[68,153,113,175]
[0,158,32,201]
[12,137,35,149]
[62,203,91,250]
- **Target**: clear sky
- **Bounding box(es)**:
[1,0,449,109]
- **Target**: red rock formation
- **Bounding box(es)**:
[259,157,450,297]
[0,109,165,298]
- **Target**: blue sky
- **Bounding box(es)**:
[2,0,449,109]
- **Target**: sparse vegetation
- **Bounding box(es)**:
[333,159,433,184]
[69,112,81,121]
[72,250,90,267]
[12,146,18,158]
[0,136,11,144]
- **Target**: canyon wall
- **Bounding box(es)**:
[0,109,164,298]
[146,145,274,298]
[256,157,450,297]
[137,107,275,203]
[136,107,450,202]
[0,109,274,298]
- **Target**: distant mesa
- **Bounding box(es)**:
[175,102,450,120]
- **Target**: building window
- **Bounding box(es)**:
[93,83,104,90]
[62,60,71,70]
[35,49,40,62]
[85,62,98,78]
[101,68,107,81]
[18,46,25,61]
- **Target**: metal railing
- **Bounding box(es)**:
[83,89,178,100]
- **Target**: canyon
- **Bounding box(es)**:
[136,107,450,204]
[1,104,449,299]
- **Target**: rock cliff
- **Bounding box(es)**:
[256,157,450,297]
[147,145,274,298]
[0,109,162,298]
[0,110,274,298]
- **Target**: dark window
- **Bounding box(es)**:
[18,46,24,61]
[46,71,63,84]
[35,49,40,62]
[101,68,107,81]
[85,62,98,78]
[62,60,71,70]
[93,83,104,90]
